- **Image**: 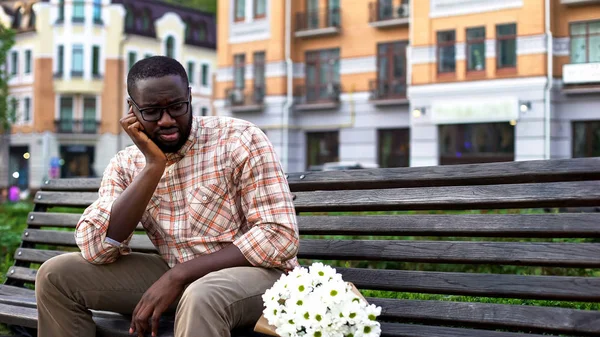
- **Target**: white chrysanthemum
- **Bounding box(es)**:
[309,262,338,285]
[354,321,381,337]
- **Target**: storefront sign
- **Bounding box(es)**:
[563,63,600,84]
[431,97,519,125]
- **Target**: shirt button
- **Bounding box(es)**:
[202,195,208,201]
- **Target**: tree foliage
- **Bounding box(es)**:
[0,24,15,133]
[162,0,217,14]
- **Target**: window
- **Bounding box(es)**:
[573,121,600,158]
[165,36,175,58]
[255,0,266,19]
[92,46,100,77]
[9,98,18,124]
[57,45,64,75]
[23,97,31,123]
[467,27,485,71]
[125,6,134,29]
[253,52,265,103]
[93,0,102,24]
[145,53,153,59]
[83,97,97,133]
[306,0,319,29]
[234,54,245,89]
[128,51,137,70]
[201,107,208,116]
[72,45,84,76]
[24,50,31,74]
[570,21,600,64]
[59,97,73,132]
[305,49,340,102]
[10,51,18,76]
[437,30,456,73]
[142,10,151,31]
[73,0,84,22]
[235,0,246,22]
[376,41,407,99]
[57,0,64,22]
[197,23,207,41]
[439,122,514,165]
[497,23,517,69]
[328,0,340,27]
[306,131,339,170]
[12,7,22,29]
[202,64,210,87]
[378,129,409,168]
[187,62,195,84]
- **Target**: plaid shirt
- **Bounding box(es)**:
[75,116,299,271]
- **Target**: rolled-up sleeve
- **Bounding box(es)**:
[231,127,299,269]
[75,152,133,264]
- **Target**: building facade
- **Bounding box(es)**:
[0,0,217,191]
[215,0,600,173]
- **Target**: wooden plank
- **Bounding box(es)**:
[27,212,82,227]
[286,157,600,191]
[41,177,103,191]
[0,285,34,299]
[379,322,549,337]
[6,266,37,283]
[26,212,144,230]
[293,181,600,212]
[336,267,600,301]
[371,298,600,335]
[21,229,157,252]
[33,191,98,207]
[0,302,37,328]
[14,248,66,264]
[298,213,600,237]
[299,240,600,267]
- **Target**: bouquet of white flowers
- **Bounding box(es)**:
[256,262,382,337]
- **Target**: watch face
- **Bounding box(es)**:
[119,245,132,255]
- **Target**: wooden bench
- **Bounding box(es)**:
[2,158,600,336]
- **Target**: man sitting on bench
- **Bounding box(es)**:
[35,56,299,337]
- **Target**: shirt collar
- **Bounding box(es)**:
[165,116,199,165]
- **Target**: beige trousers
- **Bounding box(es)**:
[35,252,282,337]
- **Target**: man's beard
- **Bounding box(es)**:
[152,116,193,153]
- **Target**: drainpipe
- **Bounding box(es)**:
[544,0,552,160]
[282,0,292,172]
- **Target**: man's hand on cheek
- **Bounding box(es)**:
[120,107,167,167]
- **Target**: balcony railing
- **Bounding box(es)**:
[225,86,265,112]
[369,0,409,28]
[295,83,341,111]
[295,7,341,38]
[369,79,408,106]
[55,119,100,134]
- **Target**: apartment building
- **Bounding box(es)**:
[0,0,216,191]
[215,0,410,173]
[216,0,600,173]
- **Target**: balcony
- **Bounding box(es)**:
[55,119,100,134]
[369,79,408,106]
[295,7,341,38]
[225,87,265,113]
[295,83,341,111]
[560,0,600,5]
[369,0,409,28]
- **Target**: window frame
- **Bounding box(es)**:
[93,0,103,24]
[24,50,32,74]
[10,51,18,76]
[253,51,266,102]
[72,0,85,23]
[187,61,195,84]
[71,45,84,77]
[165,36,175,59]
[436,30,456,74]
[376,41,407,99]
[305,48,340,102]
[57,0,65,23]
[128,51,137,70]
[572,120,600,158]
[496,23,517,70]
[233,54,246,89]
[466,26,486,72]
[377,128,410,168]
[569,20,600,64]
[57,45,64,76]
[201,64,210,87]
[92,46,100,77]
[305,131,340,170]
[23,97,31,123]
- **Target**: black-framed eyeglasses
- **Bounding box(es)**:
[128,89,191,122]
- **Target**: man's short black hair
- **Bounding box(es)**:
[127,56,189,97]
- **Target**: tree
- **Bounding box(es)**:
[0,24,15,133]
[162,0,217,14]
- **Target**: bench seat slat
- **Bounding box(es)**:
[6,266,37,283]
[300,239,600,267]
[34,191,98,207]
[299,213,600,237]
[286,158,600,191]
[379,322,549,337]
[371,297,600,335]
[22,229,157,252]
[293,181,600,212]
[337,267,600,302]
[27,212,144,230]
[41,178,103,192]
[14,248,68,264]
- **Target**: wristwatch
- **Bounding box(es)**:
[104,236,132,255]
